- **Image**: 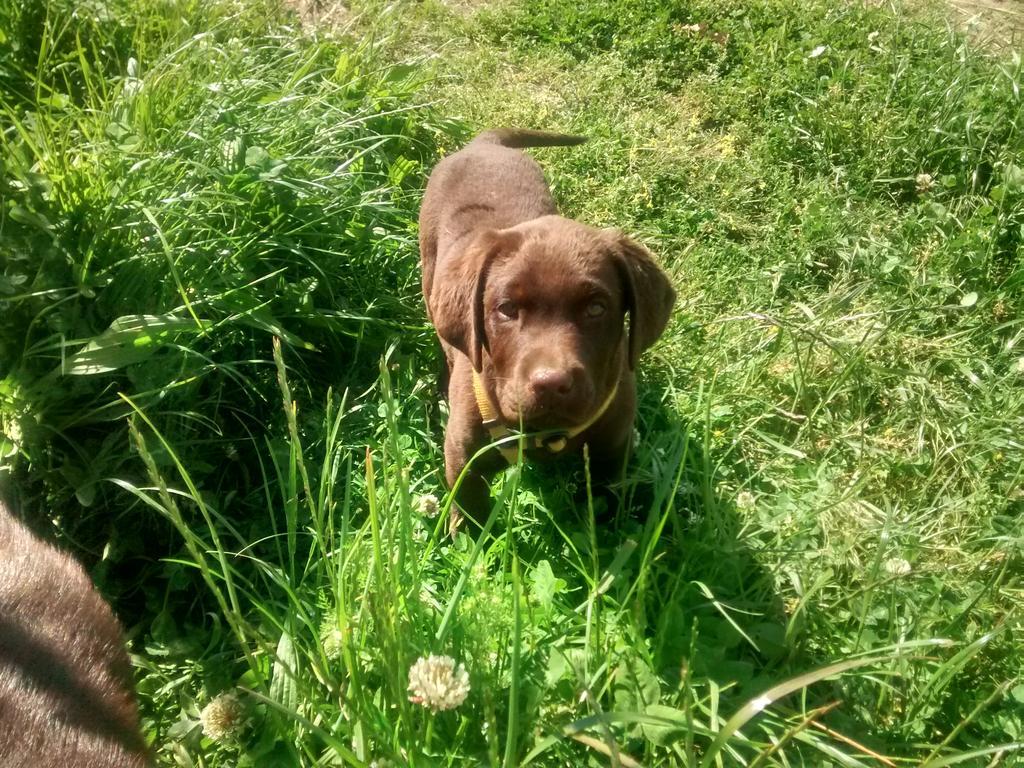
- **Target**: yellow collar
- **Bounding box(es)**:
[471,370,620,464]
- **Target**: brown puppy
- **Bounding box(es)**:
[420,129,676,524]
[0,499,149,767]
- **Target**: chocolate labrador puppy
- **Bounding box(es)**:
[0,499,149,767]
[420,129,675,527]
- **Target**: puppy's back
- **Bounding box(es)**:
[468,128,586,149]
[419,129,585,302]
[0,501,149,768]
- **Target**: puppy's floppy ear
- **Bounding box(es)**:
[608,231,676,369]
[429,229,522,371]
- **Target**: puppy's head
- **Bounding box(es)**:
[431,215,675,429]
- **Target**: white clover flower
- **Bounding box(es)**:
[884,557,912,577]
[407,654,470,712]
[736,491,756,510]
[915,173,934,194]
[415,493,440,518]
[200,691,247,741]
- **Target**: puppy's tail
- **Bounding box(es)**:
[471,128,587,149]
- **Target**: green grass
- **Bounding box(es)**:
[1,0,1023,765]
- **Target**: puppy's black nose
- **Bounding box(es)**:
[529,367,575,398]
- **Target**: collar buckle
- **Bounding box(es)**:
[541,433,569,453]
[471,369,618,465]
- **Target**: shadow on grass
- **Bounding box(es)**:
[498,379,795,710]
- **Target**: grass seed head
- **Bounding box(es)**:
[322,625,346,661]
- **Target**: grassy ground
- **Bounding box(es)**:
[1,0,1022,765]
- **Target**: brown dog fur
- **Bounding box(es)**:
[419,129,676,524]
[0,500,149,767]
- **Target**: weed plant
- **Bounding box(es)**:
[1,0,1022,765]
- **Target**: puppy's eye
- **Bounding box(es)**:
[496,301,519,320]
[585,300,607,318]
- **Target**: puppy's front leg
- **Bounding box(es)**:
[441,355,506,533]
[443,408,500,534]
[579,381,637,516]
